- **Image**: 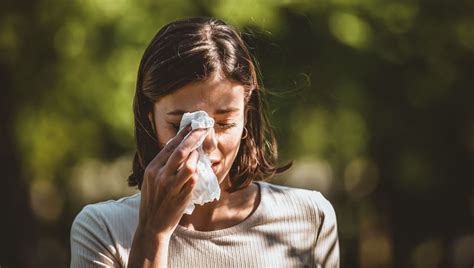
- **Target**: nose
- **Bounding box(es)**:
[201,126,217,154]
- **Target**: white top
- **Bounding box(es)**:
[70,181,340,267]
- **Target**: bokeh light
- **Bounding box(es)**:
[329,11,372,49]
[283,157,333,194]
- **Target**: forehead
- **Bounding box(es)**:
[155,75,245,115]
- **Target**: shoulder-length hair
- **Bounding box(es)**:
[129,17,291,192]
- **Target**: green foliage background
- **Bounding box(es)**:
[1,0,473,267]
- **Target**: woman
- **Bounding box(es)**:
[70,17,339,268]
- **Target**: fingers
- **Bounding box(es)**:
[178,176,196,201]
[163,128,208,176]
[173,150,200,191]
[150,124,192,168]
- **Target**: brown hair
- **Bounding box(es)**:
[129,17,292,192]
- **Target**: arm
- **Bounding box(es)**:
[70,205,119,268]
[127,228,170,268]
[312,192,340,268]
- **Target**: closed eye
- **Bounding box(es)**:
[169,123,236,131]
[216,122,237,129]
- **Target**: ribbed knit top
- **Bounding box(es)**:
[70,181,339,267]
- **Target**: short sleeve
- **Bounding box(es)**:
[70,205,119,268]
[311,192,340,268]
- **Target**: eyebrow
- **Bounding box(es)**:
[166,108,240,116]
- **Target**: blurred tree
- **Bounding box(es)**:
[1,1,40,267]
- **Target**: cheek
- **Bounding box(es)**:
[156,129,178,150]
[219,126,243,145]
[217,130,243,159]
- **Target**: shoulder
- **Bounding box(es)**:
[70,193,141,266]
[256,181,340,266]
[258,181,337,222]
[71,193,140,248]
[70,193,140,266]
[72,193,141,227]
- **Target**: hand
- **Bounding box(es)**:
[138,125,207,238]
[128,126,207,267]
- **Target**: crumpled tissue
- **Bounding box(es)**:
[178,110,221,215]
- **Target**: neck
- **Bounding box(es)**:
[179,179,259,231]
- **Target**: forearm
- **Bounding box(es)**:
[128,229,170,268]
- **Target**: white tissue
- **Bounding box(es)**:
[178,111,221,215]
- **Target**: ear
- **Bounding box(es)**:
[147,112,153,125]
[243,106,249,126]
[148,112,156,133]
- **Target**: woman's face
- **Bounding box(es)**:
[149,74,246,186]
